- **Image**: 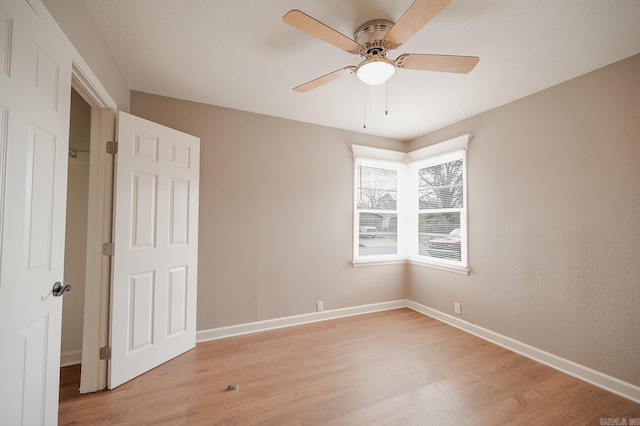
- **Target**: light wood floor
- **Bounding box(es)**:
[59,309,639,425]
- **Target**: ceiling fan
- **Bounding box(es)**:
[283,0,479,93]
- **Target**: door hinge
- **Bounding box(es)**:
[99,346,111,360]
[102,242,115,256]
[106,141,118,154]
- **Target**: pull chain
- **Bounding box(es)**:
[363,85,367,128]
[385,80,389,116]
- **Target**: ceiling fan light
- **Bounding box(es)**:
[356,56,396,85]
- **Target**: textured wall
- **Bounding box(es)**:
[407,54,640,386]
[130,92,407,329]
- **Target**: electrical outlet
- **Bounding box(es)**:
[454,302,461,315]
[317,301,324,312]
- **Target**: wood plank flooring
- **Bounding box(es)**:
[58,309,640,425]
[59,364,82,402]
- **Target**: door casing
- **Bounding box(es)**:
[72,76,115,393]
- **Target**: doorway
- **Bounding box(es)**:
[59,87,92,399]
[63,70,117,395]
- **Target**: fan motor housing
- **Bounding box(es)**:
[354,19,395,58]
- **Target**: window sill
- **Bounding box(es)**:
[352,258,406,268]
[352,257,470,275]
[406,257,470,275]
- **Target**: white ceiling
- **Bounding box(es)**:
[82,0,640,141]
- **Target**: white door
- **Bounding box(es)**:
[0,0,72,424]
[109,111,200,388]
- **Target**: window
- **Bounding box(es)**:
[353,159,404,262]
[415,151,466,266]
[352,135,469,274]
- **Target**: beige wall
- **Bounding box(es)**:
[69,88,91,153]
[61,89,91,361]
[407,54,640,386]
[61,153,89,360]
[130,92,407,329]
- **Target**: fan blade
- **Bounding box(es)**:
[396,54,479,74]
[283,10,364,54]
[384,0,452,48]
[293,66,356,93]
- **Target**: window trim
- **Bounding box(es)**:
[352,157,406,263]
[410,148,468,271]
[351,135,470,274]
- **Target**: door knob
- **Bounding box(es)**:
[52,281,71,297]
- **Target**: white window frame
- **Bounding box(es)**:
[408,149,468,273]
[352,154,408,265]
[352,135,469,274]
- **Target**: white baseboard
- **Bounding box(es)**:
[196,300,408,343]
[406,300,640,404]
[195,299,639,404]
[60,350,82,367]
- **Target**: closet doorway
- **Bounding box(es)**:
[59,87,91,398]
[60,74,116,397]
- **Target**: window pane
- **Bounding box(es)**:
[419,213,461,261]
[418,160,463,209]
[358,212,397,256]
[357,166,397,210]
